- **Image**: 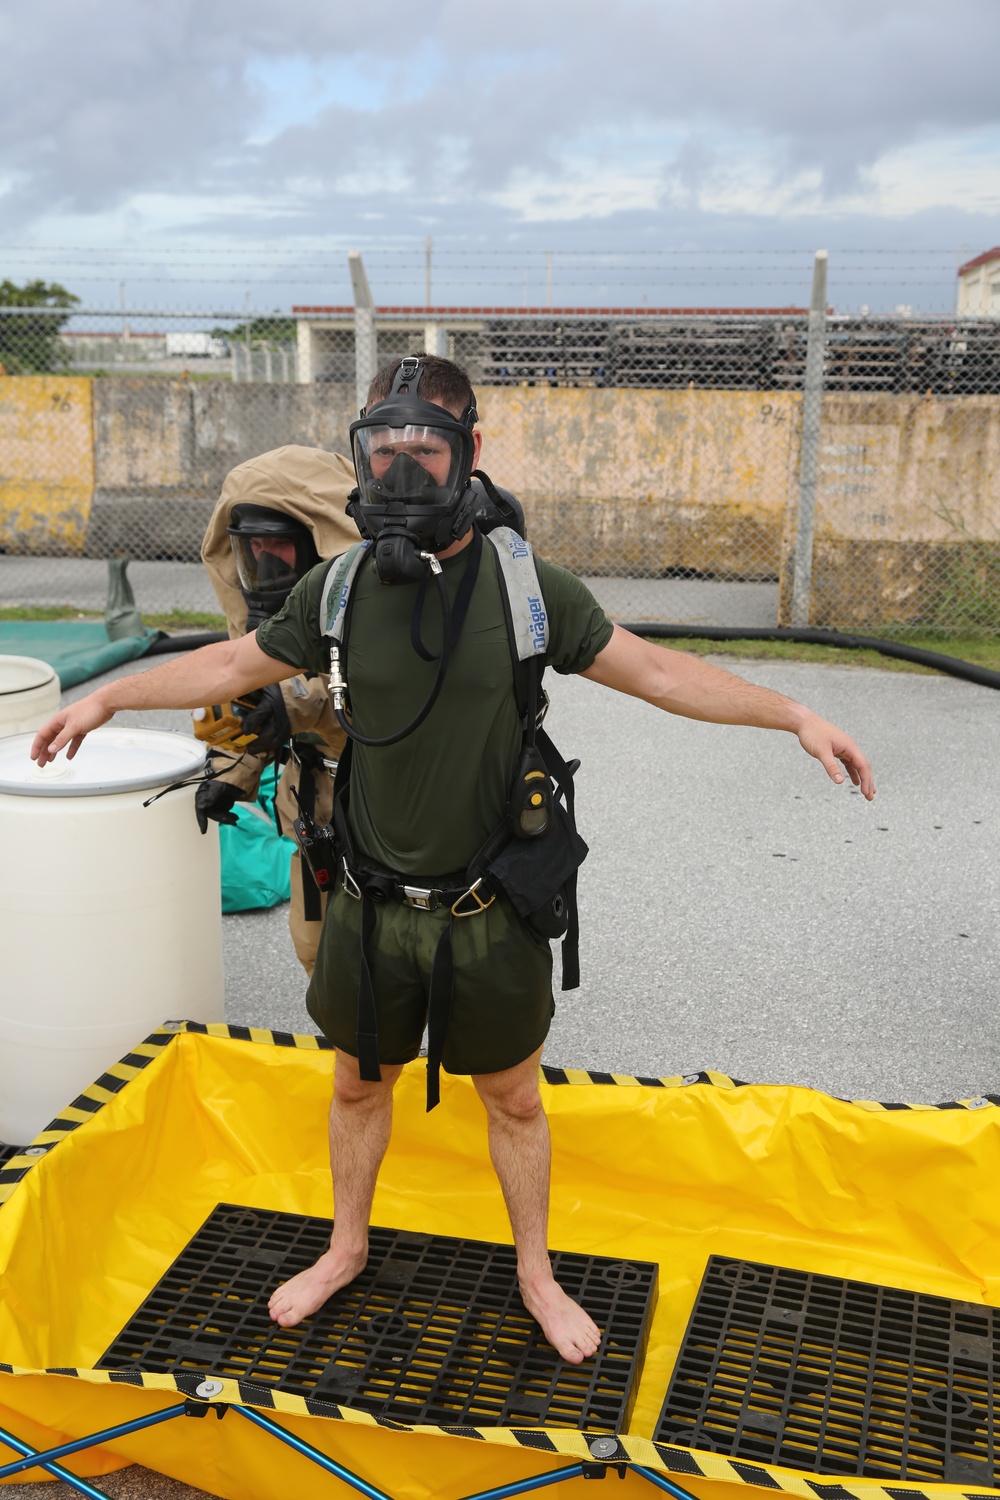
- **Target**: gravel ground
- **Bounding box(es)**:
[4,645,997,1497]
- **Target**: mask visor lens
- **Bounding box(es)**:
[353,424,465,509]
[230,533,310,596]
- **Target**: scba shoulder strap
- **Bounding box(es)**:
[483,527,549,661]
[319,539,370,643]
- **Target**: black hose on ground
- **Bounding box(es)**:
[619,623,1000,692]
[145,625,1000,691]
[145,631,228,655]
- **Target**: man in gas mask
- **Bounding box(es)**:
[33,356,875,1366]
[197,445,357,974]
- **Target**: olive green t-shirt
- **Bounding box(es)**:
[256,541,613,876]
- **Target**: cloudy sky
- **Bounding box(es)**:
[2,0,999,311]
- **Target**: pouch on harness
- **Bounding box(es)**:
[304,526,588,1109]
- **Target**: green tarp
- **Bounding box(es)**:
[0,621,158,690]
[219,763,294,912]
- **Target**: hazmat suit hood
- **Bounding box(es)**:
[201,446,358,638]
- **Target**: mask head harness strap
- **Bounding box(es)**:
[384,356,478,430]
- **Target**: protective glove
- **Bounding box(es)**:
[233,683,291,755]
[195,778,248,835]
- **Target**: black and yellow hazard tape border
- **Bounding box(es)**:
[3,1020,997,1208]
[0,1022,335,1204]
[2,1022,999,1498]
[0,1365,995,1500]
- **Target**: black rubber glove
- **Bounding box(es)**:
[233,683,291,755]
[195,779,247,835]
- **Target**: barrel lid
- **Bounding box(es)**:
[0,728,207,798]
[0,655,58,697]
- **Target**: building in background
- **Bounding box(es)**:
[957,248,1000,315]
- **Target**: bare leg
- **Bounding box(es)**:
[474,1049,602,1364]
[268,1049,402,1327]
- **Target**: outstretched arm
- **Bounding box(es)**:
[581,625,876,799]
[31,632,300,766]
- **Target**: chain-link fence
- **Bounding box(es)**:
[1,252,998,635]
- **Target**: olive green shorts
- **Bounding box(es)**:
[307,885,555,1075]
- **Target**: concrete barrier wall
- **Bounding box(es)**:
[777,393,1000,625]
[0,377,94,555]
[87,378,356,558]
[1,376,997,627]
[477,387,800,577]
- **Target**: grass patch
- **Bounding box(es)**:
[0,605,102,622]
[0,605,226,631]
[649,632,1000,674]
[141,610,227,631]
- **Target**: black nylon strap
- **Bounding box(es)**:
[561,871,581,991]
[409,524,483,662]
[425,920,456,1112]
[537,726,583,993]
[295,761,322,921]
[356,896,382,1083]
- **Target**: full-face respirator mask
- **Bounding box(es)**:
[227,503,320,631]
[347,358,478,585]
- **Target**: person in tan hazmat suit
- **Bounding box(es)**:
[197,445,358,975]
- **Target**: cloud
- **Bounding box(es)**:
[0,0,998,253]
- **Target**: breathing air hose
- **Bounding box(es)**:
[620,623,1000,692]
[331,563,456,747]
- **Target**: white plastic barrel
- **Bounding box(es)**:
[0,656,61,738]
[0,728,224,1144]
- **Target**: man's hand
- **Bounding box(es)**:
[234,683,291,755]
[29,633,300,769]
[194,779,249,834]
[796,712,876,800]
[31,694,115,767]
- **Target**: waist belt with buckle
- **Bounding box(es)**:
[341,859,494,1110]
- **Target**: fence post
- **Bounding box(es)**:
[790,249,828,627]
[349,250,377,415]
[424,322,448,357]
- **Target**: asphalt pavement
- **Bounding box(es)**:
[59,646,1000,1102]
[6,644,997,1497]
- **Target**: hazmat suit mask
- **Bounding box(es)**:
[226,504,320,631]
[348,358,478,584]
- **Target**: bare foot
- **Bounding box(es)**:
[268,1242,367,1328]
[519,1271,602,1364]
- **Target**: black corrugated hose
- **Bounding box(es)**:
[620,624,1000,691]
[145,632,228,654]
[148,624,1000,692]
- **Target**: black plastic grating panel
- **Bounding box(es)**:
[98,1204,657,1430]
[656,1256,1000,1486]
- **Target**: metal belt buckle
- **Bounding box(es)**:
[402,885,440,911]
[451,878,496,919]
[342,861,362,901]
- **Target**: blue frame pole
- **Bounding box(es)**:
[633,1468,702,1499]
[233,1405,399,1500]
[0,1420,119,1500]
[455,1461,586,1499]
[0,1401,188,1481]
